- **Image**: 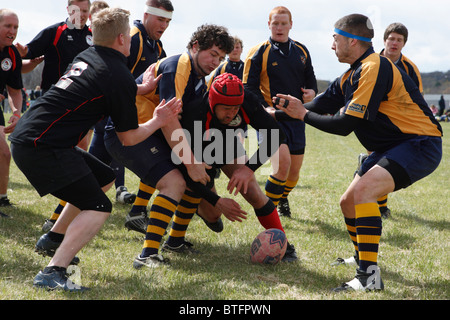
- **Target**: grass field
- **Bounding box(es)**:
[0,118,448,302]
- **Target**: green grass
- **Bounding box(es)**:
[0,117,449,301]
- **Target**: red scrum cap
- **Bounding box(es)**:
[208,73,244,113]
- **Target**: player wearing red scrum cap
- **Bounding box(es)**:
[162,73,298,262]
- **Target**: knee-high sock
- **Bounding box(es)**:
[130,181,156,215]
[265,175,286,206]
[49,200,67,222]
[255,199,285,233]
[377,194,388,211]
[141,194,178,257]
[281,178,298,200]
[344,217,358,256]
[355,202,382,272]
[167,190,202,247]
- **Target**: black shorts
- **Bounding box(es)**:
[11,143,115,197]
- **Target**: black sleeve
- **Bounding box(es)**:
[303,112,361,136]
[25,25,55,59]
[243,92,287,171]
[178,164,220,206]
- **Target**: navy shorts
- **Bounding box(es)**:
[258,120,305,155]
[104,130,177,187]
[359,136,442,191]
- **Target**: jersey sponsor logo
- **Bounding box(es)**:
[348,103,367,114]
[1,58,12,72]
[86,35,93,46]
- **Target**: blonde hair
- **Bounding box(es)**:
[90,1,109,17]
[91,7,130,46]
[0,9,18,23]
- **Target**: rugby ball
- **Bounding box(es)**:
[250,228,287,265]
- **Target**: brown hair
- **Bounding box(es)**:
[335,14,374,48]
[383,22,408,43]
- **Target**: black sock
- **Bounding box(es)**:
[47,231,64,243]
[43,266,66,274]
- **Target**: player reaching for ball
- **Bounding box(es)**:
[159,73,298,263]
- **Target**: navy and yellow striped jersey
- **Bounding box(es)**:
[381,49,423,94]
[127,20,166,79]
[243,37,317,107]
[207,58,244,88]
[315,47,442,152]
[135,52,206,123]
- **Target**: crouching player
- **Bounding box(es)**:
[162,73,298,262]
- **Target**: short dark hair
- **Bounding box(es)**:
[187,24,235,54]
[146,0,174,12]
[383,22,408,43]
[335,14,374,48]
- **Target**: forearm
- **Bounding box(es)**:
[161,119,198,167]
[303,112,359,136]
[7,87,23,115]
[116,118,162,146]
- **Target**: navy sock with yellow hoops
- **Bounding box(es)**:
[129,181,156,216]
[265,175,286,206]
[141,194,178,257]
[166,190,202,248]
[355,203,382,272]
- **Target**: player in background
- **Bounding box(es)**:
[0,9,23,216]
[243,6,317,218]
[123,0,175,233]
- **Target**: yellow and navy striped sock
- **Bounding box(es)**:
[264,175,286,206]
[281,179,299,200]
[344,217,358,254]
[141,194,178,257]
[355,202,382,272]
[167,190,202,247]
[130,181,156,215]
[377,194,388,211]
[49,200,67,223]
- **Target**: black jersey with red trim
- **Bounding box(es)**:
[10,46,138,148]
[127,20,166,78]
[311,47,442,152]
[0,45,23,92]
[24,20,93,91]
[243,37,317,107]
[179,90,286,171]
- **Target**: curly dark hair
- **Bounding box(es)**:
[187,24,235,54]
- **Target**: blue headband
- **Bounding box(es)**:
[334,28,372,42]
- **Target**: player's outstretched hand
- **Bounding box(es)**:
[272,94,307,121]
[215,198,247,222]
[153,97,182,128]
[227,165,253,195]
[138,63,163,95]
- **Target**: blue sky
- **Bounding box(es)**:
[7,0,450,81]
